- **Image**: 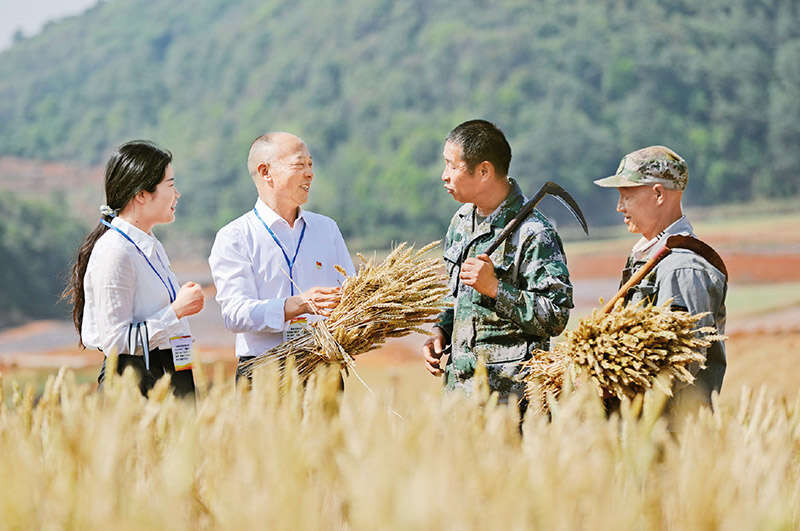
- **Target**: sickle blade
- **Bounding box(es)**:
[542,181,589,235]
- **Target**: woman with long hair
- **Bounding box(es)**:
[64,140,204,397]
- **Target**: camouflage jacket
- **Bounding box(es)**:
[437,179,573,398]
[621,216,727,404]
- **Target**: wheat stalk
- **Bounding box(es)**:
[238,241,450,380]
[524,300,725,406]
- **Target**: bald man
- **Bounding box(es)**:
[209,133,355,378]
[594,146,727,408]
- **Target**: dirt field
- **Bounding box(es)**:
[2,209,798,402]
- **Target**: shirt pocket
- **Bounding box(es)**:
[489,239,518,284]
[473,335,529,364]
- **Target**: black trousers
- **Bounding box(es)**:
[98,348,195,399]
[235,355,257,385]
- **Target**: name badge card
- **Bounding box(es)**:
[284,317,311,343]
[169,335,193,371]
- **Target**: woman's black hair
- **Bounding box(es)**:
[63,140,172,347]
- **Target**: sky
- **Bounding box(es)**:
[0,0,98,52]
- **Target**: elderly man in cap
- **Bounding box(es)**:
[594,145,727,407]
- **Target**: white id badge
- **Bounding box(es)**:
[284,317,311,342]
[169,335,194,371]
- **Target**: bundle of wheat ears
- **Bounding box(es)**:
[238,241,449,380]
[524,300,725,406]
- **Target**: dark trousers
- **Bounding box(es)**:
[235,355,257,386]
[98,349,195,399]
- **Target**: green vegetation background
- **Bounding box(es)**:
[0,0,799,323]
[0,195,86,326]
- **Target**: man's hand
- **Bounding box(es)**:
[285,286,341,320]
[422,327,448,376]
[459,253,499,298]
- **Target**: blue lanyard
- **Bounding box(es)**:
[253,207,307,296]
[100,220,177,303]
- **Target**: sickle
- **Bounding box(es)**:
[460,181,589,263]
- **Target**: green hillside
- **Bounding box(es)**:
[0,194,87,327]
[1,0,799,248]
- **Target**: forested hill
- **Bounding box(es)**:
[1,0,799,247]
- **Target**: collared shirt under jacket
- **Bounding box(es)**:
[82,217,190,355]
[621,216,727,402]
[208,199,355,357]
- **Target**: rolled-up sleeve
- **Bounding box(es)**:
[209,225,286,334]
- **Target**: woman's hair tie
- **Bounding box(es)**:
[99,205,119,218]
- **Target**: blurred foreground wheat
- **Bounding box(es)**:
[0,362,798,529]
[238,241,449,380]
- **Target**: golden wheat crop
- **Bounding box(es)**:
[524,300,724,409]
[0,361,798,529]
[238,241,449,380]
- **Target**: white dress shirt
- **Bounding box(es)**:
[208,199,356,357]
[81,217,191,355]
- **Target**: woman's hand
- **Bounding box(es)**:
[171,281,205,318]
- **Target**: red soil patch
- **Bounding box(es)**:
[568,251,800,284]
[568,254,626,280]
[725,253,800,283]
[0,320,66,341]
[0,156,103,191]
[353,338,424,367]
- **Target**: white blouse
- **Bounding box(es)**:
[81,217,191,355]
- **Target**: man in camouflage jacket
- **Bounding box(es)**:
[594,145,727,407]
[423,120,573,403]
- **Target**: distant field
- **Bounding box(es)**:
[726,282,800,318]
[1,201,798,406]
[564,210,800,254]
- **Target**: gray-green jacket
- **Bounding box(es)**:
[622,216,727,404]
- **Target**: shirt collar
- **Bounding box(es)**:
[111,216,157,256]
[631,215,694,261]
[457,177,524,229]
[486,178,524,228]
[254,199,306,229]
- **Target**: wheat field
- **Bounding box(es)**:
[0,362,798,530]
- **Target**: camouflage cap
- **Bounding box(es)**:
[594,145,688,190]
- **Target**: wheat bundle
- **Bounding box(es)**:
[524,300,724,405]
[238,241,449,380]
[521,349,570,407]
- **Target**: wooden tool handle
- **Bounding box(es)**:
[601,245,672,314]
[483,187,548,258]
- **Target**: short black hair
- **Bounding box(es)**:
[446,119,511,176]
